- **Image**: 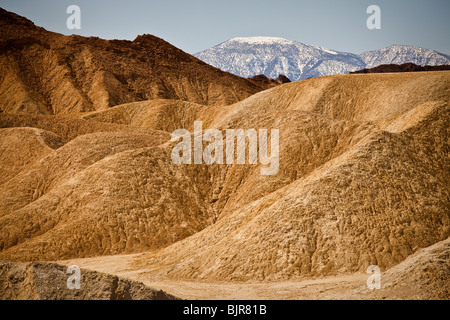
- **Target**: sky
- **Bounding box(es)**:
[1,0,449,55]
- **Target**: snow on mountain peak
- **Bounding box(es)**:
[195,37,365,80]
[194,38,450,81]
[360,45,450,68]
[228,36,293,45]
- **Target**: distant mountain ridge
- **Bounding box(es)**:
[361,45,450,69]
[194,37,450,81]
[351,62,450,74]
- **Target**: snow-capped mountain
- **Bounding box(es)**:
[360,45,450,69]
[194,37,450,81]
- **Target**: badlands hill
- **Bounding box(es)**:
[0,8,273,115]
[0,71,448,288]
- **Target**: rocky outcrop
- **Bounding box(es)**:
[0,261,179,300]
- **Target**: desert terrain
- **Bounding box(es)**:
[0,8,448,300]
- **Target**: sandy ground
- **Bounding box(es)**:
[58,237,450,300]
[137,275,371,300]
[57,253,384,300]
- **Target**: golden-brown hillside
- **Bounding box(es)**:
[0,72,448,281]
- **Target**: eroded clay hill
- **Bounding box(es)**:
[0,71,448,285]
[0,8,273,115]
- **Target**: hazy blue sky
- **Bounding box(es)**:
[1,0,449,54]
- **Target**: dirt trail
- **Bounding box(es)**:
[58,238,449,300]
